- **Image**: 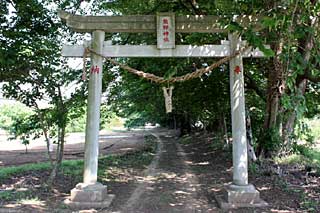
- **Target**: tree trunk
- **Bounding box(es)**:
[47,87,67,186]
[220,112,229,146]
[179,112,191,136]
[48,135,60,186]
[263,42,284,130]
[39,113,54,167]
[48,125,66,185]
[281,15,316,153]
[57,126,66,165]
[257,41,285,158]
[246,109,257,162]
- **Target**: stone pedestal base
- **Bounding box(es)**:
[215,184,268,210]
[64,182,115,210]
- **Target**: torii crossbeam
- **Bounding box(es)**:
[59,11,268,210]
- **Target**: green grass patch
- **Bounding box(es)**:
[179,135,193,144]
[275,154,306,165]
[276,146,320,174]
[0,134,158,203]
[0,160,87,182]
[305,117,320,141]
[0,162,52,181]
[297,146,320,166]
[98,135,157,181]
[0,189,35,201]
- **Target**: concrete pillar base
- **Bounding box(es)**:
[64,182,115,210]
[215,184,268,210]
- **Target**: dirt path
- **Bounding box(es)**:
[2,129,317,212]
[117,132,217,213]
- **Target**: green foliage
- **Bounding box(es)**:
[100,105,124,130]
[0,189,34,202]
[259,127,282,154]
[294,121,315,145]
[66,110,86,133]
[0,104,40,150]
[0,103,34,132]
[295,146,320,166]
[307,117,320,140]
[0,0,319,161]
[276,145,320,174]
[249,162,258,174]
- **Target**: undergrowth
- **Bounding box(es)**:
[0,134,157,204]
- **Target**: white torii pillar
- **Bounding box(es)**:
[218,33,267,209]
[65,30,115,209]
[84,30,104,184]
[229,33,248,186]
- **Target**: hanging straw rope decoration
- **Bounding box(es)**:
[82,48,90,80]
[85,45,250,83]
[162,86,174,113]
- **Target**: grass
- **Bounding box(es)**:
[0,190,34,201]
[299,146,320,165]
[273,146,320,213]
[0,162,52,181]
[300,194,319,213]
[179,135,193,144]
[307,117,320,140]
[0,160,87,182]
[275,146,320,173]
[0,134,158,204]
[274,145,320,212]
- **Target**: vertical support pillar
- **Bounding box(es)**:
[65,30,114,209]
[83,30,105,184]
[215,33,267,209]
[228,33,248,186]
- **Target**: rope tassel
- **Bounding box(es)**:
[162,86,174,113]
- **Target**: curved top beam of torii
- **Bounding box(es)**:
[58,10,263,33]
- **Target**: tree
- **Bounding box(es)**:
[102,0,320,158]
[0,0,88,184]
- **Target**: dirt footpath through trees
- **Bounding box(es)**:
[110,132,217,213]
[108,130,319,213]
[0,129,318,212]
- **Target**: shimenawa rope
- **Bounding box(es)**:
[83,46,250,83]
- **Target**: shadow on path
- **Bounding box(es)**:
[119,132,218,213]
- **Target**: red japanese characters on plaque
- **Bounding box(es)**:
[162,18,169,42]
[157,13,175,49]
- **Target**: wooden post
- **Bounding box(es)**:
[83,30,105,184]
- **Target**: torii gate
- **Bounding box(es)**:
[59,11,268,210]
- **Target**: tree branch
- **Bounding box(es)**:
[187,0,206,15]
[305,72,320,83]
[178,0,194,14]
